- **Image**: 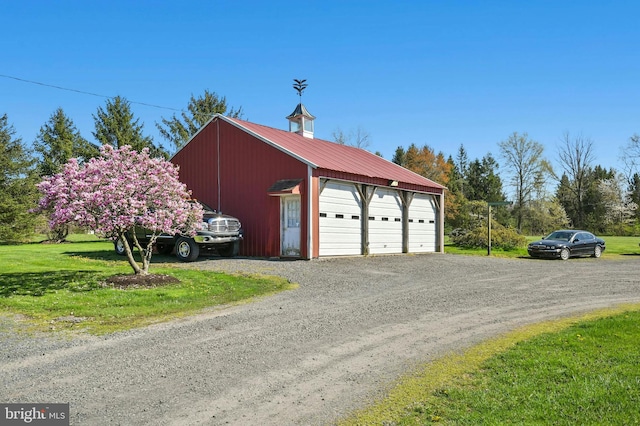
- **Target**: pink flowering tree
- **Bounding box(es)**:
[35,145,203,275]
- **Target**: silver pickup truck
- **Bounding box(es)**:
[114,202,243,262]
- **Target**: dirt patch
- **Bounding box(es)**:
[104,274,180,289]
[54,315,88,323]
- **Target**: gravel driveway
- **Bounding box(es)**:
[1,254,639,425]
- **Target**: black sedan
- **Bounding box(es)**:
[528,230,606,260]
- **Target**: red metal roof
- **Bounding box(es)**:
[221,116,446,191]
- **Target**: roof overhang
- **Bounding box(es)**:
[267,179,303,196]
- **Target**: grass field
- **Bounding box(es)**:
[340,306,640,425]
[0,236,294,334]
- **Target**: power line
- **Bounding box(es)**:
[0,73,180,112]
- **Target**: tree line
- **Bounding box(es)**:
[392,132,640,245]
[0,90,241,243]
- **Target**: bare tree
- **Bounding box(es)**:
[557,132,595,228]
[620,133,640,181]
[332,126,371,149]
[498,132,551,232]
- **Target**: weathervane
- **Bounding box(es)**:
[293,79,308,100]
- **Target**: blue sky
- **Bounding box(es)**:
[2,1,639,182]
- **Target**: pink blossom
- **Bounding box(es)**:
[35,145,203,275]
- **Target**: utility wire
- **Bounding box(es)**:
[0,73,180,112]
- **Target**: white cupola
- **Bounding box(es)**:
[286,102,315,139]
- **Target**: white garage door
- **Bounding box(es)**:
[409,193,437,253]
[369,188,403,254]
[319,181,362,256]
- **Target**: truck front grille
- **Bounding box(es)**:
[209,219,241,233]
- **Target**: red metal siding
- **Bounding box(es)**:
[172,119,310,258]
[172,123,220,210]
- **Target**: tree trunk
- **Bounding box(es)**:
[118,232,144,275]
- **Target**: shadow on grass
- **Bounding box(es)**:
[0,270,100,297]
[62,249,181,264]
[63,248,235,264]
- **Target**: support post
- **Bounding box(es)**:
[357,184,376,256]
[487,201,512,256]
[487,204,492,256]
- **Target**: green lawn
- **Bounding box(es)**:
[340,305,640,425]
[445,235,640,258]
[0,237,294,334]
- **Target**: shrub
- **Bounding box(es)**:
[451,220,527,250]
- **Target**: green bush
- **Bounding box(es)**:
[451,220,527,250]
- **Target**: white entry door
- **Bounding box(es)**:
[281,195,301,256]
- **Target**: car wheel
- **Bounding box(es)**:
[114,237,130,256]
[156,242,174,255]
[175,237,200,262]
[593,245,602,258]
[560,247,570,261]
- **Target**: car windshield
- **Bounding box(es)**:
[190,200,216,216]
[545,231,574,241]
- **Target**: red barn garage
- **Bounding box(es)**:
[171,104,446,259]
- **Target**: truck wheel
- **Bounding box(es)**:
[114,237,130,256]
[218,241,240,257]
[175,237,200,262]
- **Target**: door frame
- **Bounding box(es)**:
[280,194,301,257]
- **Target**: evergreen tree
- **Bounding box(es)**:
[455,145,469,177]
[556,165,615,231]
[33,108,98,241]
[454,145,469,196]
[583,166,615,232]
[34,107,98,177]
[0,114,39,242]
[465,154,505,202]
[93,96,166,158]
[157,89,243,152]
[446,155,463,194]
[556,174,576,227]
[444,155,469,229]
[464,154,510,226]
[629,173,640,220]
[392,146,406,165]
